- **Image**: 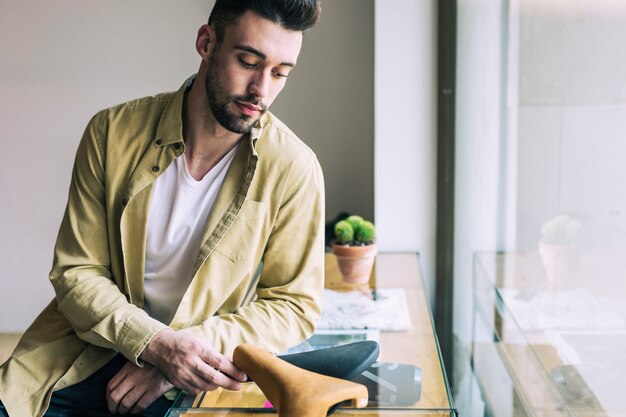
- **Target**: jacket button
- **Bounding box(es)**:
[122,198,128,206]
[152,165,160,172]
[173,143,181,150]
[155,139,162,145]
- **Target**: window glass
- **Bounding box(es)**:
[454,1,626,416]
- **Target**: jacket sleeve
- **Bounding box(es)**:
[181,152,326,355]
[49,112,167,365]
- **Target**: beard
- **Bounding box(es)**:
[205,54,268,134]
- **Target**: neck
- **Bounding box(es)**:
[182,75,243,181]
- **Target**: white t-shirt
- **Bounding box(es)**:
[143,145,239,323]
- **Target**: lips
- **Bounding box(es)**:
[235,101,261,116]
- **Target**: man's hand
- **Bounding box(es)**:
[106,361,173,415]
[140,328,247,394]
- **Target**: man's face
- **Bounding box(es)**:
[205,11,303,134]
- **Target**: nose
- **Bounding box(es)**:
[248,69,271,100]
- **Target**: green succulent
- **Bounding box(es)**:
[345,215,364,231]
[334,215,375,246]
[356,220,375,244]
[334,220,354,244]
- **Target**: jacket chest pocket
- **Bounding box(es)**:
[213,199,267,263]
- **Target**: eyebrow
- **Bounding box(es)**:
[235,44,296,67]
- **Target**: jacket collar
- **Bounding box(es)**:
[153,75,194,148]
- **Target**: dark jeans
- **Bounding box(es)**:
[0,355,173,417]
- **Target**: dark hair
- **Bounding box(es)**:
[208,0,321,41]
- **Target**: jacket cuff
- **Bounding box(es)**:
[118,313,169,365]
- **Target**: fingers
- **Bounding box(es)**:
[166,359,235,394]
[143,331,247,393]
[111,385,164,415]
[193,359,243,391]
[127,389,163,415]
[107,363,135,414]
[106,361,174,415]
[109,385,142,415]
[200,348,247,384]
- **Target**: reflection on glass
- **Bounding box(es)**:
[457,0,626,416]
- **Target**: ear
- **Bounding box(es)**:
[196,24,217,61]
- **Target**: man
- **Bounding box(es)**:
[0,0,324,416]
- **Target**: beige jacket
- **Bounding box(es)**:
[0,77,325,417]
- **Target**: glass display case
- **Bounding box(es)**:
[166,253,456,417]
[472,251,626,417]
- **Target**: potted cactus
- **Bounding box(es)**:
[539,215,582,287]
[331,215,377,284]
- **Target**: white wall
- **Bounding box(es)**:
[271,0,375,223]
[0,0,209,331]
[374,0,438,304]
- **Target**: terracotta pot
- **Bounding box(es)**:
[538,241,580,287]
[331,243,378,284]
